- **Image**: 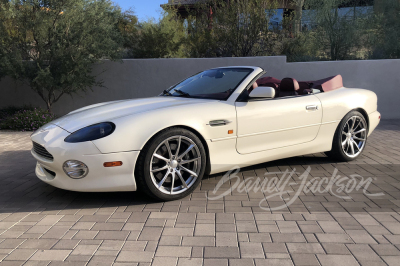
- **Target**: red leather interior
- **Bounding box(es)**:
[311,75,343,92]
[253,74,343,98]
[298,81,313,94]
[277,78,300,97]
[248,81,259,93]
[256,77,281,89]
[256,77,281,96]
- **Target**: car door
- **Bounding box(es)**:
[235,95,322,154]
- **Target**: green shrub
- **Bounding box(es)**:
[282,32,321,62]
[0,105,34,120]
[0,108,55,131]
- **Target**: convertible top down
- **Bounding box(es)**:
[31,66,380,201]
[255,74,344,94]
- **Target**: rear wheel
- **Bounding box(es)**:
[135,128,206,201]
[325,111,368,161]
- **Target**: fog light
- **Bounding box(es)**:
[63,160,88,179]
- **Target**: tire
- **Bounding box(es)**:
[135,127,207,201]
[325,110,368,162]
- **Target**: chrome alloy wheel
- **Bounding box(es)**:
[149,136,201,195]
[341,115,367,158]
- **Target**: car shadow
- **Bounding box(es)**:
[0,146,385,213]
[204,154,339,178]
[0,150,160,213]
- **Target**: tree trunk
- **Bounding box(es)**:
[46,100,52,114]
[294,0,304,36]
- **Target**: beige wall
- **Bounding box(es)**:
[0,56,399,119]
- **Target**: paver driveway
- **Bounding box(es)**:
[0,120,400,266]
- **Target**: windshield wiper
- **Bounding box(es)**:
[162,90,172,96]
[174,89,191,97]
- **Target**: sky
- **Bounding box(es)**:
[113,0,167,22]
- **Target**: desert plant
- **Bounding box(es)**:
[130,7,186,58]
[117,9,140,58]
[281,31,321,62]
[0,105,34,121]
[368,0,400,59]
[0,0,10,80]
[184,10,218,58]
[303,0,370,60]
[0,0,124,113]
[0,108,55,131]
[184,0,279,58]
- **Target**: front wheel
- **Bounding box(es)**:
[135,128,206,201]
[325,111,368,161]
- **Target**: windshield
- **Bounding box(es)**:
[163,68,254,100]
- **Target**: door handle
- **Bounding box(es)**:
[208,120,232,127]
[306,105,318,111]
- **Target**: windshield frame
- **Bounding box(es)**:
[161,67,255,101]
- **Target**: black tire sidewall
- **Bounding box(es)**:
[332,111,368,161]
[139,128,206,201]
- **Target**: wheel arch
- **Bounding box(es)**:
[326,108,370,152]
[325,108,369,161]
[334,108,370,140]
[135,125,211,176]
[175,125,211,175]
[353,108,370,129]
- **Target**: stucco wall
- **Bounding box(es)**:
[0,56,399,118]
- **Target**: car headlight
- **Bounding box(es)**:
[64,122,115,143]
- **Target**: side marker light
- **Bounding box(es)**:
[104,161,123,167]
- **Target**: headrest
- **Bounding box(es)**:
[252,82,258,90]
[280,78,300,92]
[257,77,281,89]
[248,81,259,93]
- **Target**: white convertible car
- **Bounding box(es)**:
[31,66,380,200]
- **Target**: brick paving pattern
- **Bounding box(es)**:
[0,120,399,266]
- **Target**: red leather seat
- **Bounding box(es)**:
[298,81,312,94]
[256,77,281,96]
[277,78,300,97]
[248,81,258,93]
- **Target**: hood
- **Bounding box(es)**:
[52,96,212,132]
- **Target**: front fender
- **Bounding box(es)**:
[91,101,237,153]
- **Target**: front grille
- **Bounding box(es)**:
[32,141,54,160]
[43,167,56,177]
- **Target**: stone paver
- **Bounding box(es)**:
[0,120,400,265]
[30,250,71,261]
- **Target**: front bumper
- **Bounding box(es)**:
[31,125,138,192]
